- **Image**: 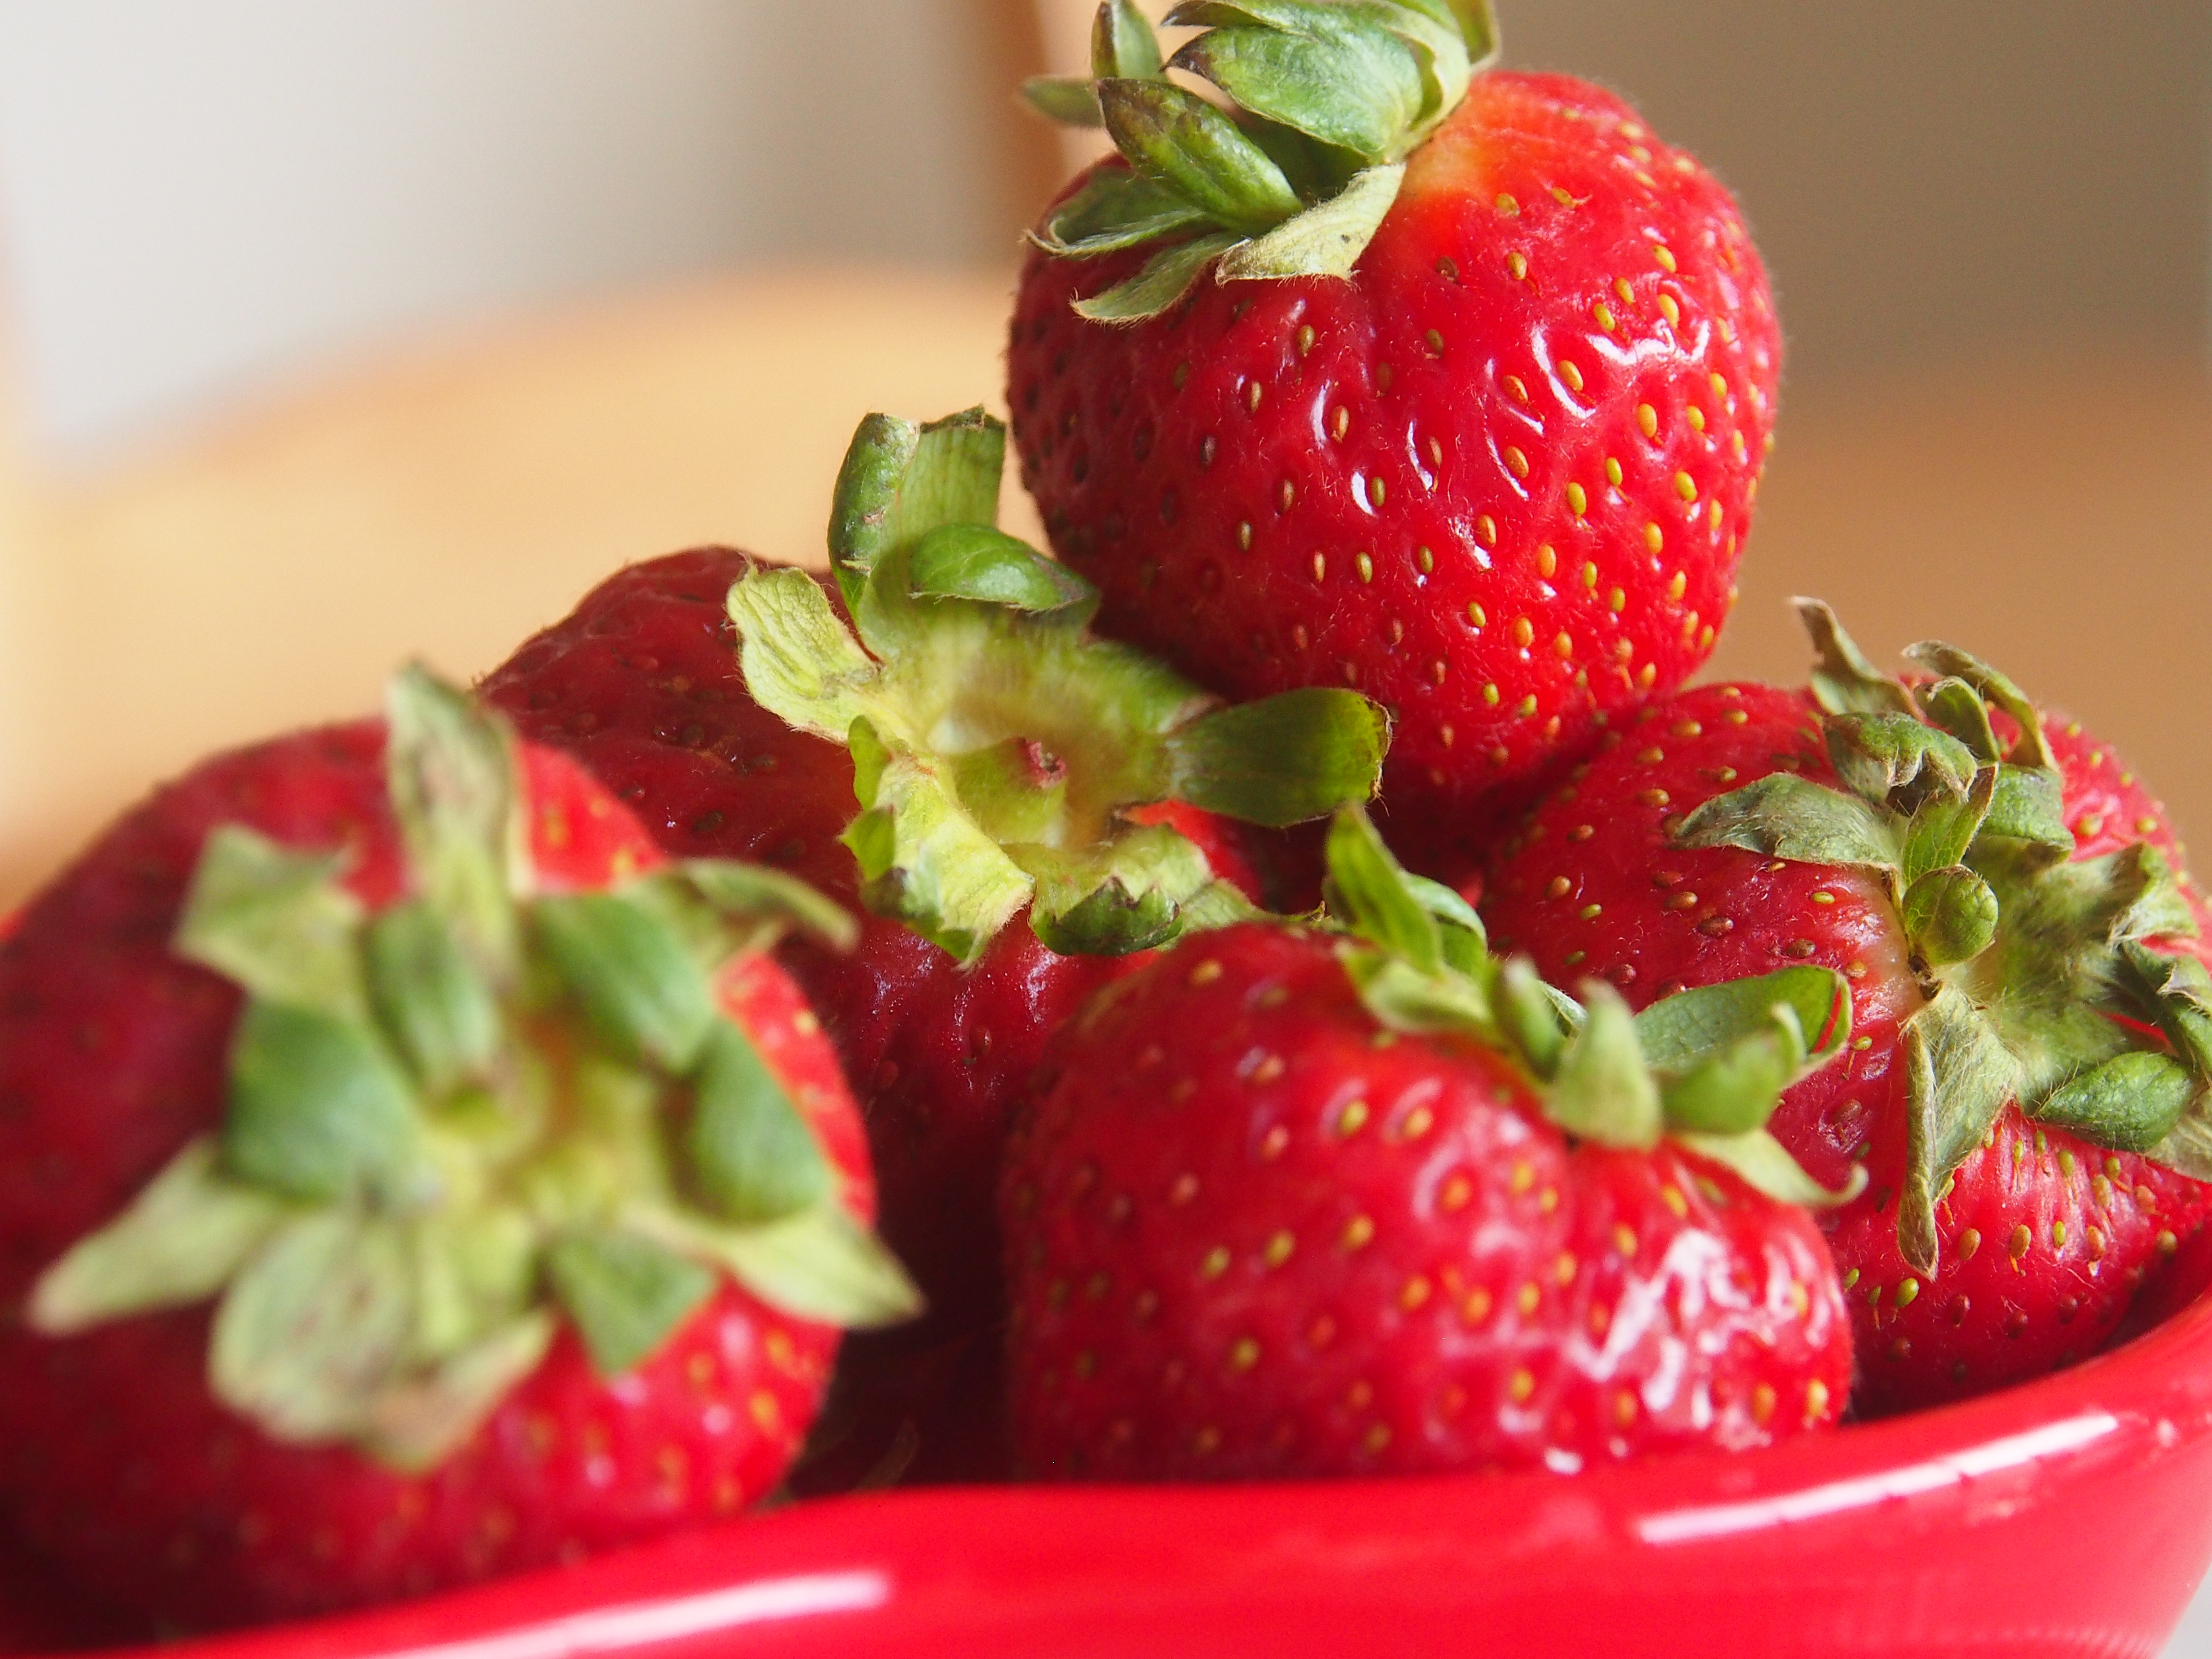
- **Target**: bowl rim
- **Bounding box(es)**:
[27,1273,2212,1659]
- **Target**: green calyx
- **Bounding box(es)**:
[1023,0,1501,320]
[1322,807,1862,1209]
[726,407,1388,965]
[1674,600,2210,1272]
[29,670,917,1471]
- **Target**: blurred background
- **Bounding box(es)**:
[0,1,2207,1645]
[0,0,2207,872]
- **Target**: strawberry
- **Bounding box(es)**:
[1010,2,1778,859]
[1483,602,2212,1414]
[0,671,914,1630]
[1003,808,1855,1480]
[482,407,1387,1479]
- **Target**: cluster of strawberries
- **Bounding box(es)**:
[5,0,2210,1640]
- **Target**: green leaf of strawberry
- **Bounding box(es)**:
[1022,0,1499,315]
[727,408,1388,965]
[1672,600,2209,1271]
[1322,805,1857,1205]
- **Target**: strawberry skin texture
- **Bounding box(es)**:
[0,724,870,1629]
[1003,923,1848,1480]
[1010,72,1778,849]
[1481,683,2212,1413]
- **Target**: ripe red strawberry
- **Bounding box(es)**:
[483,407,1386,1480]
[1010,2,1777,859]
[1483,603,2212,1414]
[0,670,913,1630]
[1003,808,1854,1480]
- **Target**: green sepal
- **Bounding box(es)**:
[1547,982,1662,1151]
[1796,598,1917,719]
[1902,640,2056,771]
[1915,678,2003,765]
[1901,767,1995,889]
[1327,805,1500,1032]
[1673,772,1902,872]
[1217,163,1407,283]
[2106,844,2199,943]
[1901,866,2001,968]
[1675,1130,1868,1210]
[204,1208,552,1470]
[174,827,367,1022]
[1979,765,2071,852]
[1496,956,1571,1079]
[1634,968,1851,1135]
[842,742,1034,965]
[2032,1052,2198,1153]
[1035,168,1212,258]
[828,408,1004,610]
[27,1139,289,1335]
[1075,232,1243,322]
[1034,0,1494,312]
[1022,75,1106,127]
[739,408,1384,962]
[223,1000,430,1206]
[544,1229,719,1378]
[1315,807,1846,1195]
[671,860,860,953]
[403,1206,538,1365]
[383,666,524,978]
[1031,874,1180,957]
[1341,947,1495,1036]
[361,1314,555,1472]
[1632,966,1846,1077]
[690,1024,831,1226]
[1404,872,1488,972]
[1899,987,2023,1274]
[1097,78,1303,235]
[1325,805,1444,970]
[1394,0,1499,67]
[909,524,1097,616]
[620,859,861,979]
[726,566,883,743]
[209,1211,414,1444]
[1825,712,1979,807]
[1022,825,1266,957]
[365,900,501,1095]
[531,890,721,1072]
[638,1202,922,1329]
[2117,942,2212,1078]
[1658,1010,1806,1135]
[1164,687,1388,828]
[1095,0,1166,79]
[2151,1097,2212,1183]
[1171,24,1427,162]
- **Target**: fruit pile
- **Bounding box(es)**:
[3,0,2209,1639]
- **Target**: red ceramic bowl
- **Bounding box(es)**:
[7,1284,2209,1659]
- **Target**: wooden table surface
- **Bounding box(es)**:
[2,267,2207,908]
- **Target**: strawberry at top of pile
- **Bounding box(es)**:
[1012,0,1777,863]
